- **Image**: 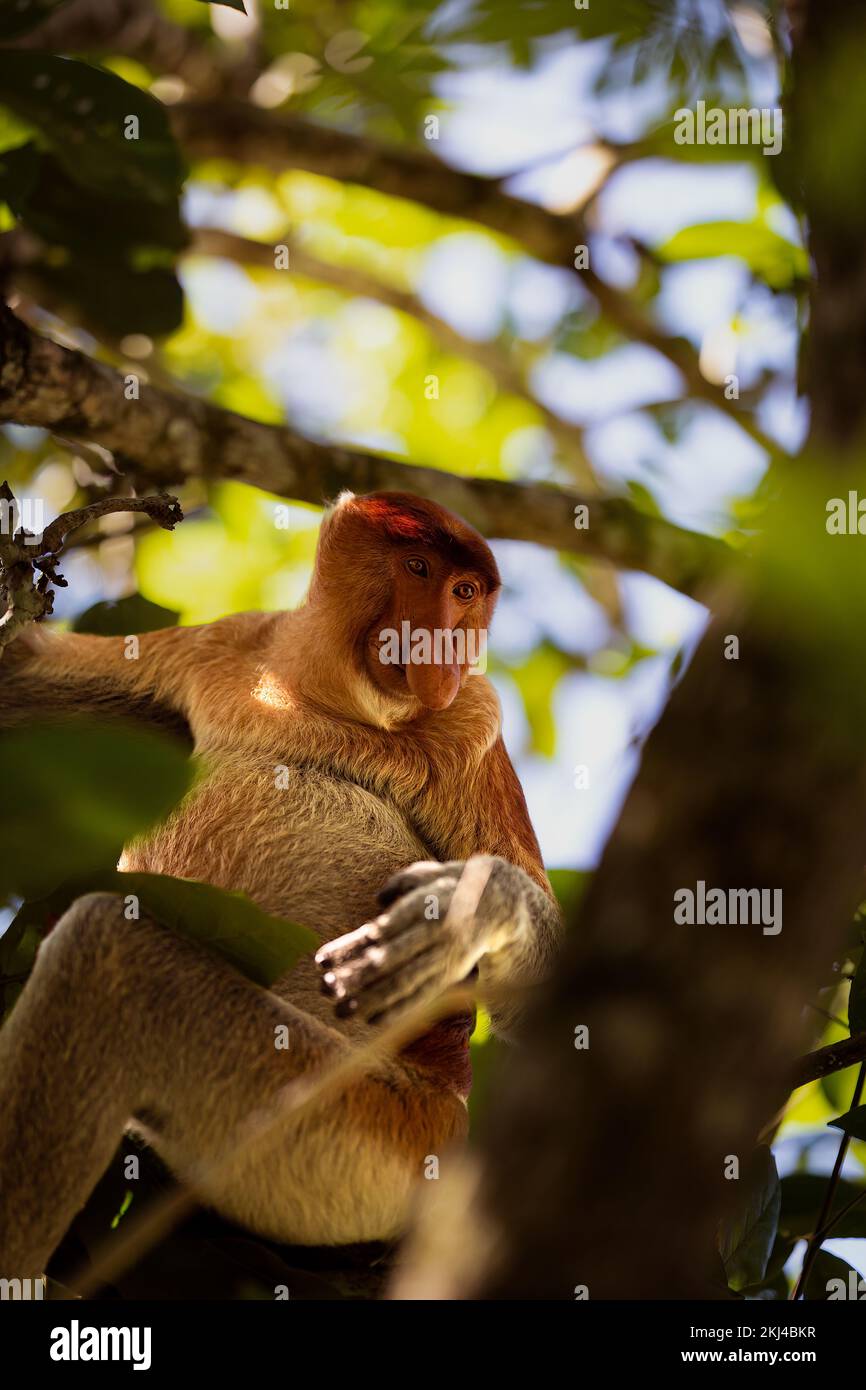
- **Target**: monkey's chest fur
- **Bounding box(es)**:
[120,754,448,1048]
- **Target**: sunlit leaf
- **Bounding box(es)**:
[657,221,808,290]
[547,868,589,922]
[502,641,576,757]
[821,1064,859,1114]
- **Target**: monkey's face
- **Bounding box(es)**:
[364,544,494,711]
[316,491,500,717]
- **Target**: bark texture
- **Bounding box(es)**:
[0,306,725,594]
[392,0,866,1301]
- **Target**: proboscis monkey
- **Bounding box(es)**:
[0,491,560,1276]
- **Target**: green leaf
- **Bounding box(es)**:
[804,1249,862,1301]
[556,308,626,360]
[0,54,186,203]
[12,871,316,987]
[0,720,192,900]
[0,146,186,334]
[625,479,663,518]
[35,258,184,336]
[755,464,866,740]
[739,1234,795,1295]
[468,1031,504,1128]
[718,1146,781,1292]
[0,138,40,202]
[447,0,648,49]
[821,1064,859,1114]
[0,0,71,40]
[780,1173,866,1239]
[547,868,588,922]
[657,220,808,291]
[0,145,187,255]
[829,1104,866,1141]
[738,1234,793,1300]
[73,594,181,636]
[0,109,36,158]
[503,640,575,757]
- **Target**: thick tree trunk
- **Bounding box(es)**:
[394,0,866,1300]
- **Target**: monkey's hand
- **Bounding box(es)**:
[315,856,532,1025]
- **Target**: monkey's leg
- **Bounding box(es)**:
[0,894,466,1276]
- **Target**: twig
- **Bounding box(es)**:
[37,495,182,557]
[0,482,182,654]
[791,1031,866,1087]
[791,1062,866,1299]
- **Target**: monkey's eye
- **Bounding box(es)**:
[453,581,477,602]
[406,557,428,577]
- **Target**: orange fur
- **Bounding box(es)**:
[0,492,560,1257]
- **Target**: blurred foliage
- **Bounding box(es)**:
[657,219,808,292]
[804,1249,861,1302]
[718,1146,780,1293]
[8,870,316,990]
[0,720,192,901]
[1,0,856,1301]
[0,0,71,42]
[779,1173,866,1241]
[72,593,181,634]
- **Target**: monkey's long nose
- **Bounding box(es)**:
[405,656,461,710]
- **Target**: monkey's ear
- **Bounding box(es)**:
[319,491,357,540]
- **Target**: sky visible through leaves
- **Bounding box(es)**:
[2,0,859,1294]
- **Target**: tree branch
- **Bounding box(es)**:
[189,226,598,489]
[792,1031,866,1087]
[172,102,786,464]
[0,305,727,594]
[793,1063,866,1298]
[393,0,866,1301]
[13,0,258,99]
[0,479,181,652]
[172,101,581,263]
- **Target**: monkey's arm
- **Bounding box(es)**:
[0,624,196,741]
[317,738,562,1037]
